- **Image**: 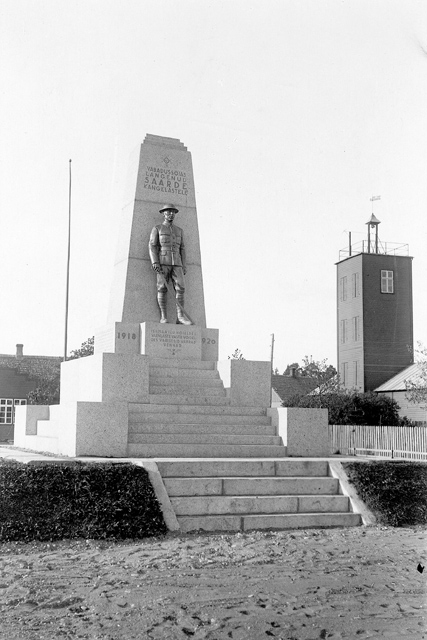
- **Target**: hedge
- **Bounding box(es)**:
[344,460,427,526]
[0,460,167,541]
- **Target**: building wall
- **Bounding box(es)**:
[0,353,62,441]
[337,254,364,391]
[378,390,426,424]
[362,254,413,391]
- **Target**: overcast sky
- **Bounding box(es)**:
[1,0,426,373]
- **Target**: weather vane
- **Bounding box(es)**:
[370,195,381,213]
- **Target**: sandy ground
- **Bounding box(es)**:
[0,526,425,640]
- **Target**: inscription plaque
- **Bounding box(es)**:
[140,322,202,360]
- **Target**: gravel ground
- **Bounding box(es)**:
[0,525,425,640]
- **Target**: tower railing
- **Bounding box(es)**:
[339,240,409,261]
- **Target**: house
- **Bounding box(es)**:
[0,344,62,442]
[375,363,427,425]
[271,368,319,407]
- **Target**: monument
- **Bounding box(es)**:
[13,135,359,535]
[14,134,278,457]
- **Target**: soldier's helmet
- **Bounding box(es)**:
[159,204,179,213]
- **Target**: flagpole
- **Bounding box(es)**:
[64,159,72,362]
[270,333,275,406]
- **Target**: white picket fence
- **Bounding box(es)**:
[329,424,427,461]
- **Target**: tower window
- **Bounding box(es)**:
[381,270,394,293]
[352,316,360,342]
[340,276,347,301]
[340,319,348,344]
[352,272,360,297]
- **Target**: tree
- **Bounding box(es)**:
[283,356,336,380]
[283,356,339,402]
[68,336,95,360]
[283,362,300,376]
[228,348,245,360]
[405,342,427,408]
[27,360,61,405]
[285,390,403,425]
[27,337,95,405]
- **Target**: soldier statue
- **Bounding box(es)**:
[148,204,193,325]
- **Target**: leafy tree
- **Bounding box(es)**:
[299,355,337,381]
[68,336,95,360]
[27,337,94,405]
[27,360,61,405]
[283,356,336,380]
[405,342,427,408]
[228,348,245,360]
[283,362,301,375]
[282,356,339,402]
[284,390,403,425]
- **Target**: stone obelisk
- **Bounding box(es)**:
[107,134,207,327]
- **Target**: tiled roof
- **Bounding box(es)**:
[375,363,423,392]
[272,374,319,404]
[0,353,62,380]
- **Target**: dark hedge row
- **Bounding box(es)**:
[0,461,167,541]
[344,460,427,526]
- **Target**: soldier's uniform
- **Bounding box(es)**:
[148,204,191,324]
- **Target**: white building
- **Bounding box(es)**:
[375,363,426,424]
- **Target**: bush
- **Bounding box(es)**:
[0,461,167,541]
[344,460,427,526]
[285,391,403,425]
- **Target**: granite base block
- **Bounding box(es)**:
[268,407,331,456]
[95,322,141,355]
[60,353,149,404]
[230,360,271,407]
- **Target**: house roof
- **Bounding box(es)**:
[375,363,423,392]
[0,352,62,380]
[272,374,319,404]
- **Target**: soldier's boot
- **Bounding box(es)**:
[157,292,168,323]
[176,292,193,325]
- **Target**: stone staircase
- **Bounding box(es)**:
[158,459,362,533]
[127,358,287,458]
[126,358,362,532]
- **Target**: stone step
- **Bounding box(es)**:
[129,411,271,425]
[129,404,268,416]
[129,422,276,436]
[149,395,230,406]
[177,512,362,533]
[149,358,216,370]
[128,433,282,446]
[149,386,226,397]
[149,377,224,388]
[127,444,288,458]
[157,459,329,477]
[149,367,221,379]
[171,494,351,516]
[164,476,338,496]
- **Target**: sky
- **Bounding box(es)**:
[0,0,426,374]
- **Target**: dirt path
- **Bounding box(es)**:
[0,526,425,639]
